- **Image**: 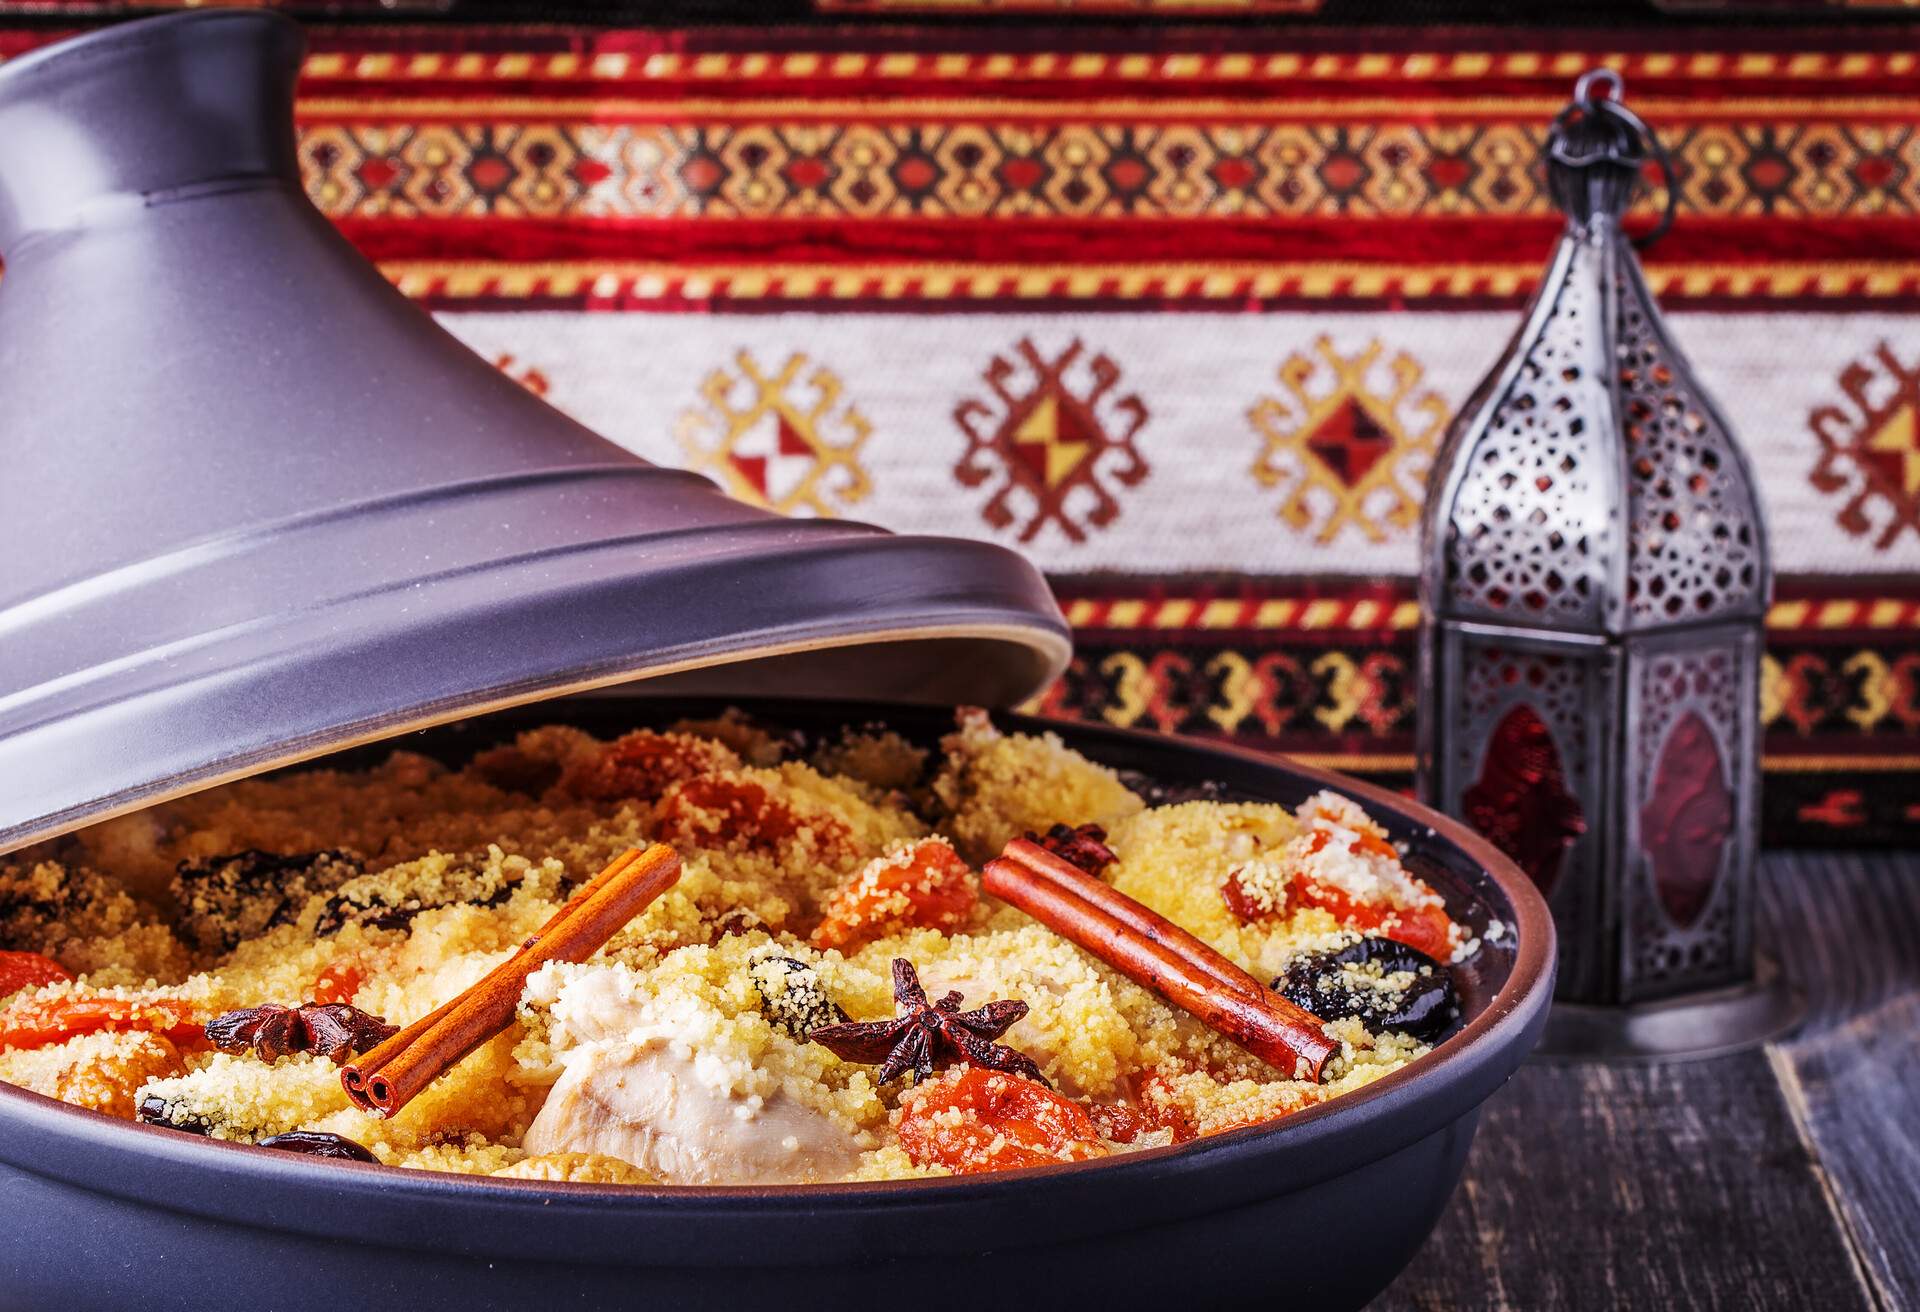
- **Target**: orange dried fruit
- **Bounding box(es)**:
[0,950,72,1000]
[559,730,740,804]
[896,1066,1107,1175]
[0,993,205,1053]
[654,775,849,861]
[810,839,978,952]
[50,1032,188,1120]
[312,957,369,1006]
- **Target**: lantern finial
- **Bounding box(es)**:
[1545,70,1677,248]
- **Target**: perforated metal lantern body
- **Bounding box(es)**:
[1418,79,1770,1009]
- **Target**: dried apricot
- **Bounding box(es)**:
[1132,1072,1199,1143]
[1294,881,1455,959]
[0,950,72,999]
[560,731,739,804]
[810,839,978,952]
[52,1032,188,1119]
[312,957,369,1006]
[1376,900,1456,960]
[896,1066,1107,1175]
[655,775,848,861]
[0,993,205,1052]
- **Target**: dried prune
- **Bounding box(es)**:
[256,1130,377,1162]
[1275,936,1457,1041]
[312,864,518,937]
[136,1093,215,1136]
[170,850,363,953]
[750,955,847,1039]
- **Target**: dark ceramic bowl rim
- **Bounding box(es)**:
[0,703,1553,1266]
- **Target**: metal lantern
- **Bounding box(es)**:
[1417,71,1797,1058]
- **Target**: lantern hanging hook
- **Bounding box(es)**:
[1548,69,1677,251]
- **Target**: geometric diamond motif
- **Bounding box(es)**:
[1810,341,1920,549]
[954,337,1150,543]
[675,350,874,518]
[1248,336,1450,544]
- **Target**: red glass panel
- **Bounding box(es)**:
[1640,711,1733,928]
[1462,704,1587,896]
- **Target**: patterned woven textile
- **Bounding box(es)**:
[5,4,1918,845]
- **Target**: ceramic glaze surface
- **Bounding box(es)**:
[0,12,1068,855]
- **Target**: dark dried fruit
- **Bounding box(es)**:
[206,1002,397,1063]
[170,850,363,953]
[312,865,518,938]
[810,958,1046,1087]
[1025,823,1117,876]
[256,1130,377,1162]
[1,863,116,951]
[136,1093,215,1136]
[1274,936,1457,1041]
[750,955,847,1039]
[712,907,769,940]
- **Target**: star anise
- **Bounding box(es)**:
[1026,822,1118,876]
[809,958,1047,1087]
[206,1002,397,1064]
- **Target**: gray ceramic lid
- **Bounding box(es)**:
[0,11,1070,855]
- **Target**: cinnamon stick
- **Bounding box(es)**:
[984,838,1337,1082]
[338,850,649,1106]
[341,845,680,1117]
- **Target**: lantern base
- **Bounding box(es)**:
[1534,957,1803,1062]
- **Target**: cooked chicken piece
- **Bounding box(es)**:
[522,966,864,1185]
[523,1039,862,1185]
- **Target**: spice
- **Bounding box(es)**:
[983,838,1336,1082]
[206,1003,397,1064]
[1024,823,1118,877]
[341,844,680,1118]
[256,1130,377,1162]
[810,958,1047,1087]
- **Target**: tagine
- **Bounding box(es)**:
[0,709,1479,1183]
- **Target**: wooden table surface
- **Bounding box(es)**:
[1374,853,1919,1311]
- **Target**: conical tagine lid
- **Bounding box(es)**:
[0,12,1070,853]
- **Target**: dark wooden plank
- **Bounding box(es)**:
[1375,851,1920,1312]
[1765,852,1920,1311]
[1374,1053,1872,1312]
